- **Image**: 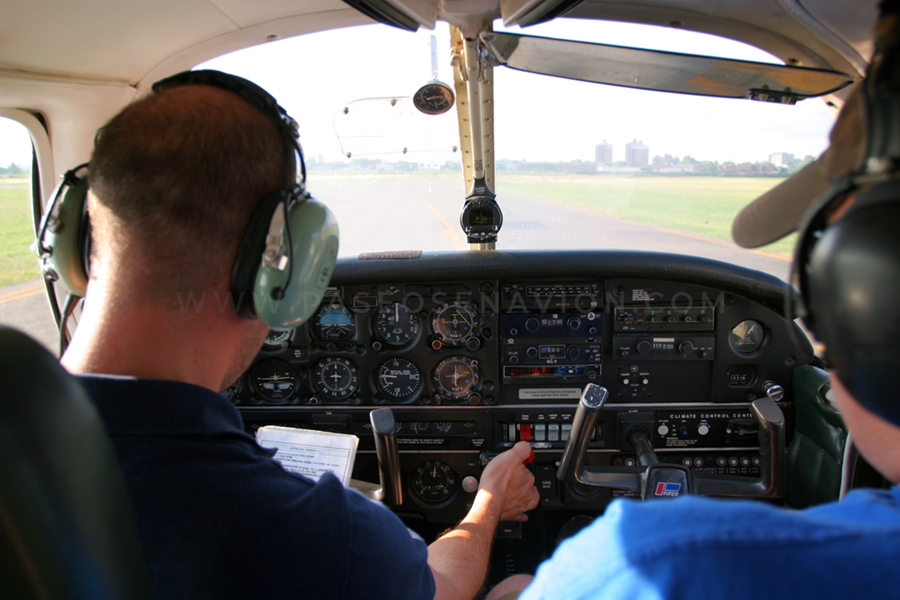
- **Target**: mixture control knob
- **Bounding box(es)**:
[763,381,785,401]
[462,476,479,494]
[637,340,652,355]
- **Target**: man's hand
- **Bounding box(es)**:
[479,441,541,522]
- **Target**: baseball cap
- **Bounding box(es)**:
[731,83,867,248]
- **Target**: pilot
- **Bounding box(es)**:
[58,70,540,599]
[518,4,900,599]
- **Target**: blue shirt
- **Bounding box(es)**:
[520,488,900,599]
[80,375,435,600]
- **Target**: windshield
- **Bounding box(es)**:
[203,21,832,282]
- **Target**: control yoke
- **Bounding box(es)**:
[369,408,404,506]
[557,383,784,500]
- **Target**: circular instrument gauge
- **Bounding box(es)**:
[412,81,455,116]
[432,303,478,346]
[376,357,422,400]
[263,329,292,349]
[252,358,299,402]
[433,356,480,400]
[412,460,457,503]
[374,302,420,347]
[314,301,356,341]
[730,320,765,354]
[313,358,359,401]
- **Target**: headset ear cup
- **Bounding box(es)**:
[253,199,339,329]
[808,197,900,426]
[231,192,285,319]
[39,168,90,297]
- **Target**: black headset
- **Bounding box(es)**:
[37,70,339,331]
[794,19,900,426]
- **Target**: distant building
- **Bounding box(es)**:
[769,152,794,167]
[595,140,613,164]
[625,139,649,167]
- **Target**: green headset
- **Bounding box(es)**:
[36,69,339,331]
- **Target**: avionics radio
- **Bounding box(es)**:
[500,310,602,388]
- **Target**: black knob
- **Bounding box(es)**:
[637,340,652,355]
[525,318,540,332]
[679,341,694,355]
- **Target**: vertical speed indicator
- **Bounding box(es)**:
[376,357,422,401]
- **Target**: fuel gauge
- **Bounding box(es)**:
[412,460,457,503]
[730,320,765,355]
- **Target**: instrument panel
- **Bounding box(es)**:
[229,251,814,532]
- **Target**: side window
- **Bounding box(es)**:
[0,116,58,355]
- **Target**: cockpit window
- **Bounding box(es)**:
[0,116,58,353]
[204,21,834,281]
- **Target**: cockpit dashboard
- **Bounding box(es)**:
[228,249,812,572]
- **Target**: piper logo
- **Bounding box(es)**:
[654,482,682,497]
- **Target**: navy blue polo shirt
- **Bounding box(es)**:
[80,374,435,600]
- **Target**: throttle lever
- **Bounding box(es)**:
[557,383,609,483]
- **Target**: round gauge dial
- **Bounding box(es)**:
[432,303,478,346]
[263,329,292,349]
[412,460,457,503]
[314,301,356,341]
[252,358,299,401]
[376,357,422,400]
[374,302,420,347]
[433,356,480,400]
[412,82,455,116]
[730,320,765,354]
[314,358,359,401]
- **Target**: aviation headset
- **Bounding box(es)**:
[37,69,339,331]
[794,15,900,427]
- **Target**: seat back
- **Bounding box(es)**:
[0,326,151,600]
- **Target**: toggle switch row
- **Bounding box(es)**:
[503,422,599,443]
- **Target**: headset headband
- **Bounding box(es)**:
[151,70,307,184]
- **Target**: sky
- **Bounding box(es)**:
[0,18,837,167]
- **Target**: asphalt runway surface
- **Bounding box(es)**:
[1,177,791,356]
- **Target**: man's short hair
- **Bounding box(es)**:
[89,84,290,299]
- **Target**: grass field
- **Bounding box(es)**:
[0,182,40,287]
[499,174,796,257]
[0,173,793,289]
